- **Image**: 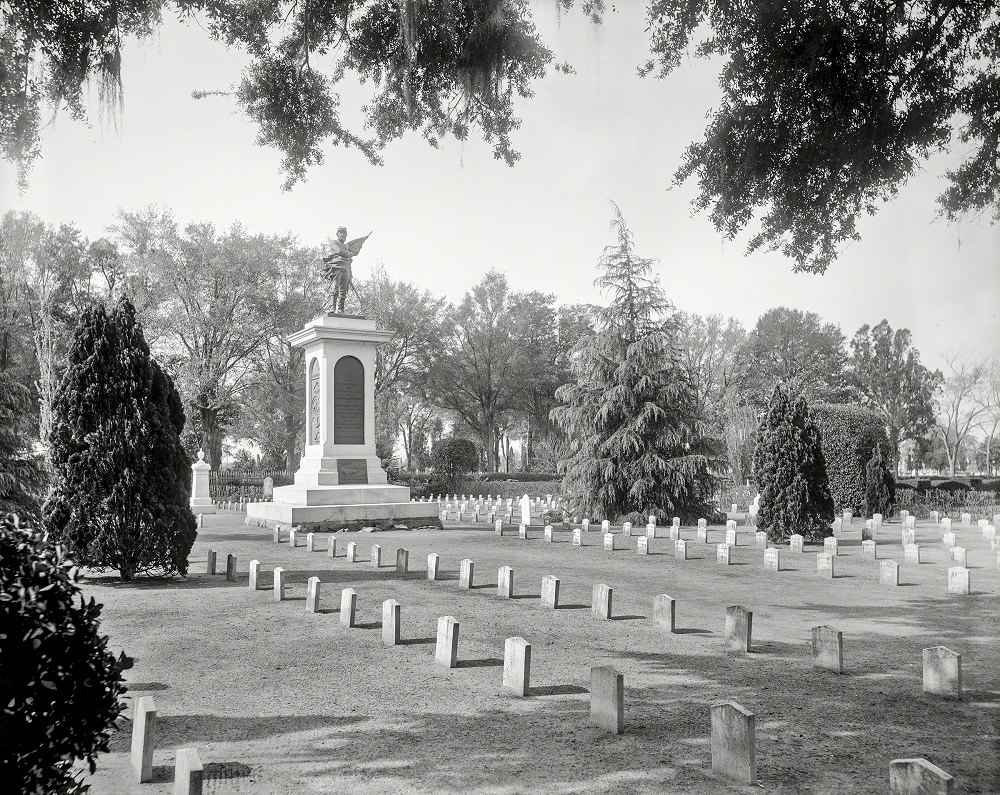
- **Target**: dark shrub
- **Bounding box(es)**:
[431,438,479,488]
[752,385,835,542]
[0,371,46,520]
[811,403,891,513]
[0,513,128,793]
[933,479,971,492]
[865,444,895,518]
[43,299,197,581]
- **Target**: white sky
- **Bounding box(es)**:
[1,3,998,372]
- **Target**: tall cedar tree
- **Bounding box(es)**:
[864,444,895,519]
[44,298,196,580]
[552,204,722,523]
[752,384,835,542]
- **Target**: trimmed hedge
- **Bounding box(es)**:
[811,403,891,514]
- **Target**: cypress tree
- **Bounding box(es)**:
[552,204,723,523]
[44,298,196,581]
[752,384,835,542]
[864,443,895,518]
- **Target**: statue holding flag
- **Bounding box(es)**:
[320,226,371,313]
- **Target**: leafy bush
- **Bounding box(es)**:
[811,403,891,513]
[865,444,895,517]
[931,479,972,492]
[43,299,197,581]
[752,385,835,542]
[431,438,479,487]
[0,513,128,794]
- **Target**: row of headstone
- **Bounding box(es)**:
[130,696,204,793]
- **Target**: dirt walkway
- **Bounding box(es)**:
[82,514,1000,793]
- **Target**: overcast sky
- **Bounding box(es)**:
[2,3,997,372]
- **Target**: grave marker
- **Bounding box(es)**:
[901,528,915,546]
[339,588,357,627]
[346,541,358,562]
[519,523,527,539]
[541,575,560,609]
[288,528,297,548]
[716,544,731,565]
[130,696,157,783]
[790,534,804,553]
[503,637,531,696]
[817,553,835,578]
[306,576,320,612]
[382,599,400,646]
[904,515,916,529]
[697,526,708,543]
[675,539,688,560]
[603,533,615,551]
[653,594,676,631]
[206,549,216,575]
[637,537,649,555]
[726,519,737,533]
[672,517,681,529]
[435,616,459,668]
[601,519,611,533]
[173,747,203,795]
[833,518,844,534]
[698,518,707,529]
[592,584,613,619]
[590,666,624,734]
[889,758,954,794]
[272,567,285,601]
[306,532,315,552]
[725,605,752,652]
[862,540,877,560]
[459,558,474,589]
[622,521,632,537]
[949,546,967,567]
[371,544,382,567]
[572,529,582,546]
[272,526,281,544]
[824,537,839,556]
[725,528,738,546]
[755,531,768,548]
[248,559,260,590]
[947,566,970,595]
[710,701,756,785]
[880,560,899,586]
[904,544,921,564]
[494,519,503,536]
[645,523,656,539]
[811,625,844,673]
[582,519,590,532]
[327,537,337,558]
[427,552,440,581]
[225,554,237,582]
[922,646,962,697]
[764,547,780,571]
[544,525,553,542]
[498,566,514,598]
[396,548,409,574]
[929,510,940,523]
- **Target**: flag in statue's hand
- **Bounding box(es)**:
[347,231,372,256]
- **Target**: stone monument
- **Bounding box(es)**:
[245,313,441,531]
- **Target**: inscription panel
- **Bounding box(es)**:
[334,356,365,445]
[308,359,320,444]
[337,459,369,485]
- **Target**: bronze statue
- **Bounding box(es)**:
[320,226,371,313]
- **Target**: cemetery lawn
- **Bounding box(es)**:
[81,514,999,793]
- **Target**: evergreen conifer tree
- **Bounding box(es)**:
[864,444,895,518]
[552,204,723,522]
[752,384,835,542]
[44,298,196,581]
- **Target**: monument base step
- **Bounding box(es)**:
[271,483,411,506]
[244,501,442,532]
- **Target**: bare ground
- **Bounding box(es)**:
[80,514,1000,794]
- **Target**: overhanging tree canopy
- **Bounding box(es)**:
[3,2,996,270]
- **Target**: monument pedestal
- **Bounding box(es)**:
[245,313,441,532]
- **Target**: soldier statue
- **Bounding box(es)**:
[320,226,371,313]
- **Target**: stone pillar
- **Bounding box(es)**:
[189,450,216,515]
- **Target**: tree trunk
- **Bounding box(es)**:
[888,425,901,475]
